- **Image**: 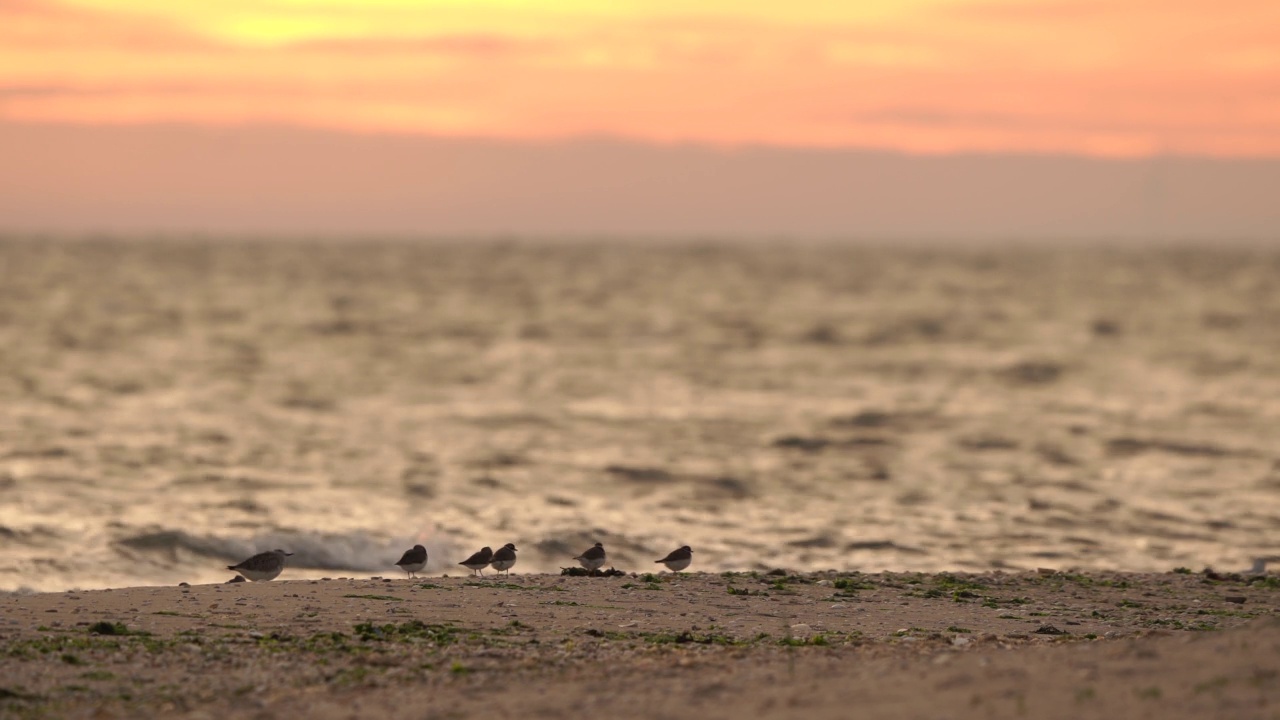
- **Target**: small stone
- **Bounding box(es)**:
[1225,596,1246,604]
[952,636,971,647]
[830,604,846,609]
[178,582,190,588]
[789,623,813,639]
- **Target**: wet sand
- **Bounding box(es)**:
[2,570,1277,718]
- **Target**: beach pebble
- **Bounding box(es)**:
[830,604,845,609]
[789,623,814,639]
[951,636,971,647]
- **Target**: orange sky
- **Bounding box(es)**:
[2,0,1279,157]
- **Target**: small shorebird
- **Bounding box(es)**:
[655,546,693,573]
[227,549,292,582]
[490,543,518,577]
[574,542,606,574]
[1244,557,1271,575]
[459,546,493,576]
[394,544,428,579]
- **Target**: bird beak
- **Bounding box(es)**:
[285,552,294,556]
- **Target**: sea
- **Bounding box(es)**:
[1,238,1278,591]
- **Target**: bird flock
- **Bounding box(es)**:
[226,543,695,582]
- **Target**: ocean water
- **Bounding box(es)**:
[1,239,1278,591]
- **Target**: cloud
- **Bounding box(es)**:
[1,0,1278,157]
[0,0,224,50]
[855,106,1280,135]
[940,0,1114,21]
[284,33,541,57]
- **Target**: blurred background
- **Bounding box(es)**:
[1,1,1278,590]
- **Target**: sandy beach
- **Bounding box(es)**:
[2,241,1279,716]
[2,569,1277,718]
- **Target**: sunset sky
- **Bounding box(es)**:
[4,0,1278,156]
[2,0,1278,238]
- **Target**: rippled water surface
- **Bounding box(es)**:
[1,239,1278,590]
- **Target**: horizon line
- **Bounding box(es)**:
[6,118,1279,163]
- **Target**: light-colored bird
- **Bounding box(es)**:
[459,546,493,576]
[395,544,428,579]
[490,543,518,577]
[574,542,606,573]
[227,549,292,582]
[1244,557,1270,575]
[655,546,693,573]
